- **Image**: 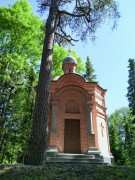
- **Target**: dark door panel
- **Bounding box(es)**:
[64,119,81,153]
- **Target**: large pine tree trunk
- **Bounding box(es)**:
[25,1,59,165]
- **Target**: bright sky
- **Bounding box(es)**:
[1,0,135,115]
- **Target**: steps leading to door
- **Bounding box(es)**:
[55,153,95,159]
[46,153,104,164]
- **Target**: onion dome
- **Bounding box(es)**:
[62,56,77,74]
[62,56,77,65]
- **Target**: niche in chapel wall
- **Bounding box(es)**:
[65,99,80,113]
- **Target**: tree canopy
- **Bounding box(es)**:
[38,0,120,44]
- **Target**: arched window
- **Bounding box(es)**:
[65,99,80,113]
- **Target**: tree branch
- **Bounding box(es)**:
[55,32,79,46]
[58,9,91,23]
[58,10,84,17]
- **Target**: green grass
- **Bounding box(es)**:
[0,164,135,180]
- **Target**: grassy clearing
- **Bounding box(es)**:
[0,164,135,180]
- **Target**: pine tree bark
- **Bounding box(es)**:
[25,0,59,165]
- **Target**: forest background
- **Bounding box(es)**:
[0,0,135,166]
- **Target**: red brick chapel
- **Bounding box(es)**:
[46,56,113,164]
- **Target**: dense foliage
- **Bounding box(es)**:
[108,108,135,166]
[0,0,44,164]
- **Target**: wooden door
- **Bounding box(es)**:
[64,119,81,153]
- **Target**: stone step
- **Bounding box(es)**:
[47,158,103,164]
[47,157,103,163]
[46,153,105,164]
[55,153,95,159]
